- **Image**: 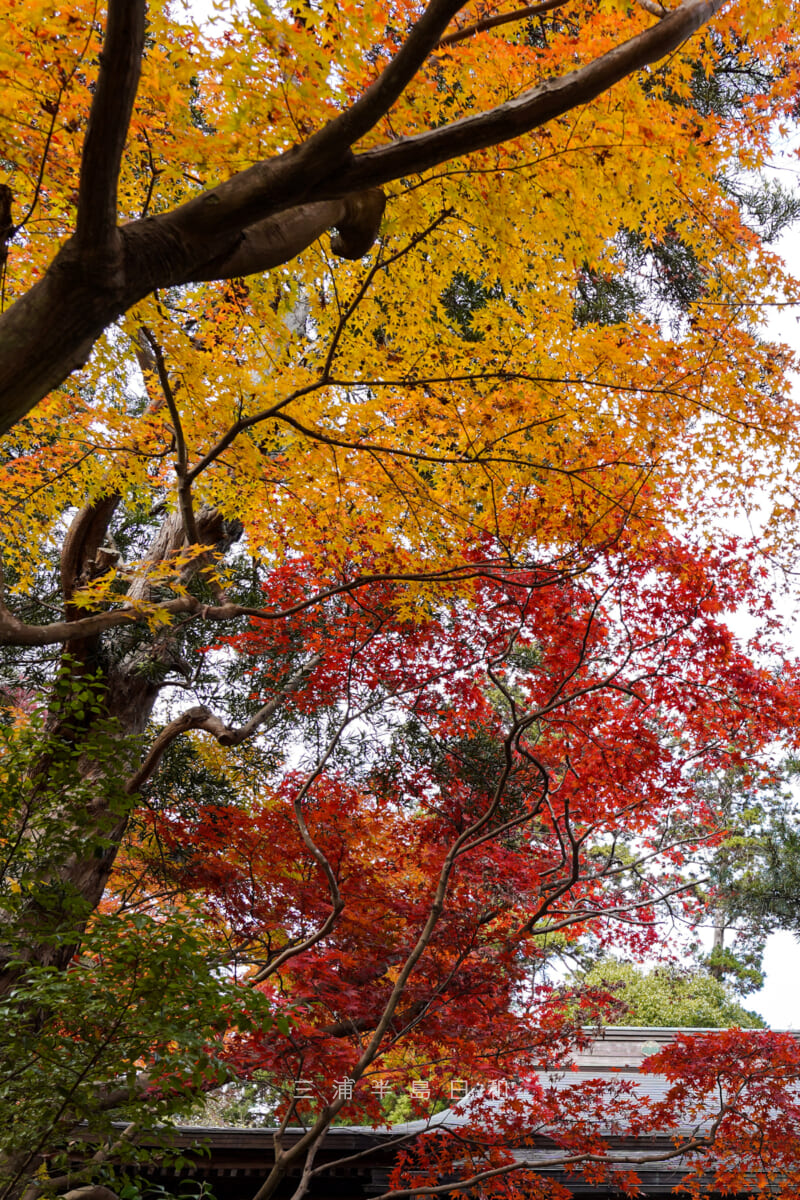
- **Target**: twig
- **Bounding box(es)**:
[438,0,567,47]
[185,210,453,488]
[140,328,199,546]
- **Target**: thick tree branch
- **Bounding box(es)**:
[61,1188,120,1200]
[0,184,12,275]
[173,192,386,284]
[203,654,322,744]
[321,0,726,193]
[27,1126,138,1200]
[295,0,468,174]
[89,1073,152,1114]
[123,705,213,795]
[60,495,121,614]
[637,0,670,15]
[159,0,723,258]
[163,0,467,248]
[0,591,143,646]
[75,0,146,250]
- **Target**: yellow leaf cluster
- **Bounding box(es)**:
[1,0,799,602]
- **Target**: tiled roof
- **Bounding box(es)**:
[137,1029,799,1198]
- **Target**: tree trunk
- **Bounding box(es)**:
[0,504,241,992]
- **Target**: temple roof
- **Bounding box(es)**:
[108,1029,799,1198]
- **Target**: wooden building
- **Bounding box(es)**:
[130,1029,770,1199]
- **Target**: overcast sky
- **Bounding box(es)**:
[731,135,800,1029]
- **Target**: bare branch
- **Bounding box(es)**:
[124,704,214,795]
[438,0,568,48]
[212,653,323,745]
[90,1072,152,1114]
[124,655,322,794]
[140,330,199,546]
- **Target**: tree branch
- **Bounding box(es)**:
[323,0,726,193]
[140,330,199,547]
[172,193,386,284]
[28,1125,138,1200]
[75,0,146,249]
[298,0,469,169]
[123,705,213,795]
[161,0,717,257]
[637,0,670,15]
[437,0,568,48]
[163,0,467,250]
[124,655,322,794]
[59,494,121,616]
[248,711,349,989]
[0,559,585,648]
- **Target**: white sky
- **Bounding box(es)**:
[718,132,800,1029]
[750,932,799,1027]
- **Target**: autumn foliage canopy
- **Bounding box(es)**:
[3,0,800,1198]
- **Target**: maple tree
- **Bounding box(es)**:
[4,0,800,1197]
